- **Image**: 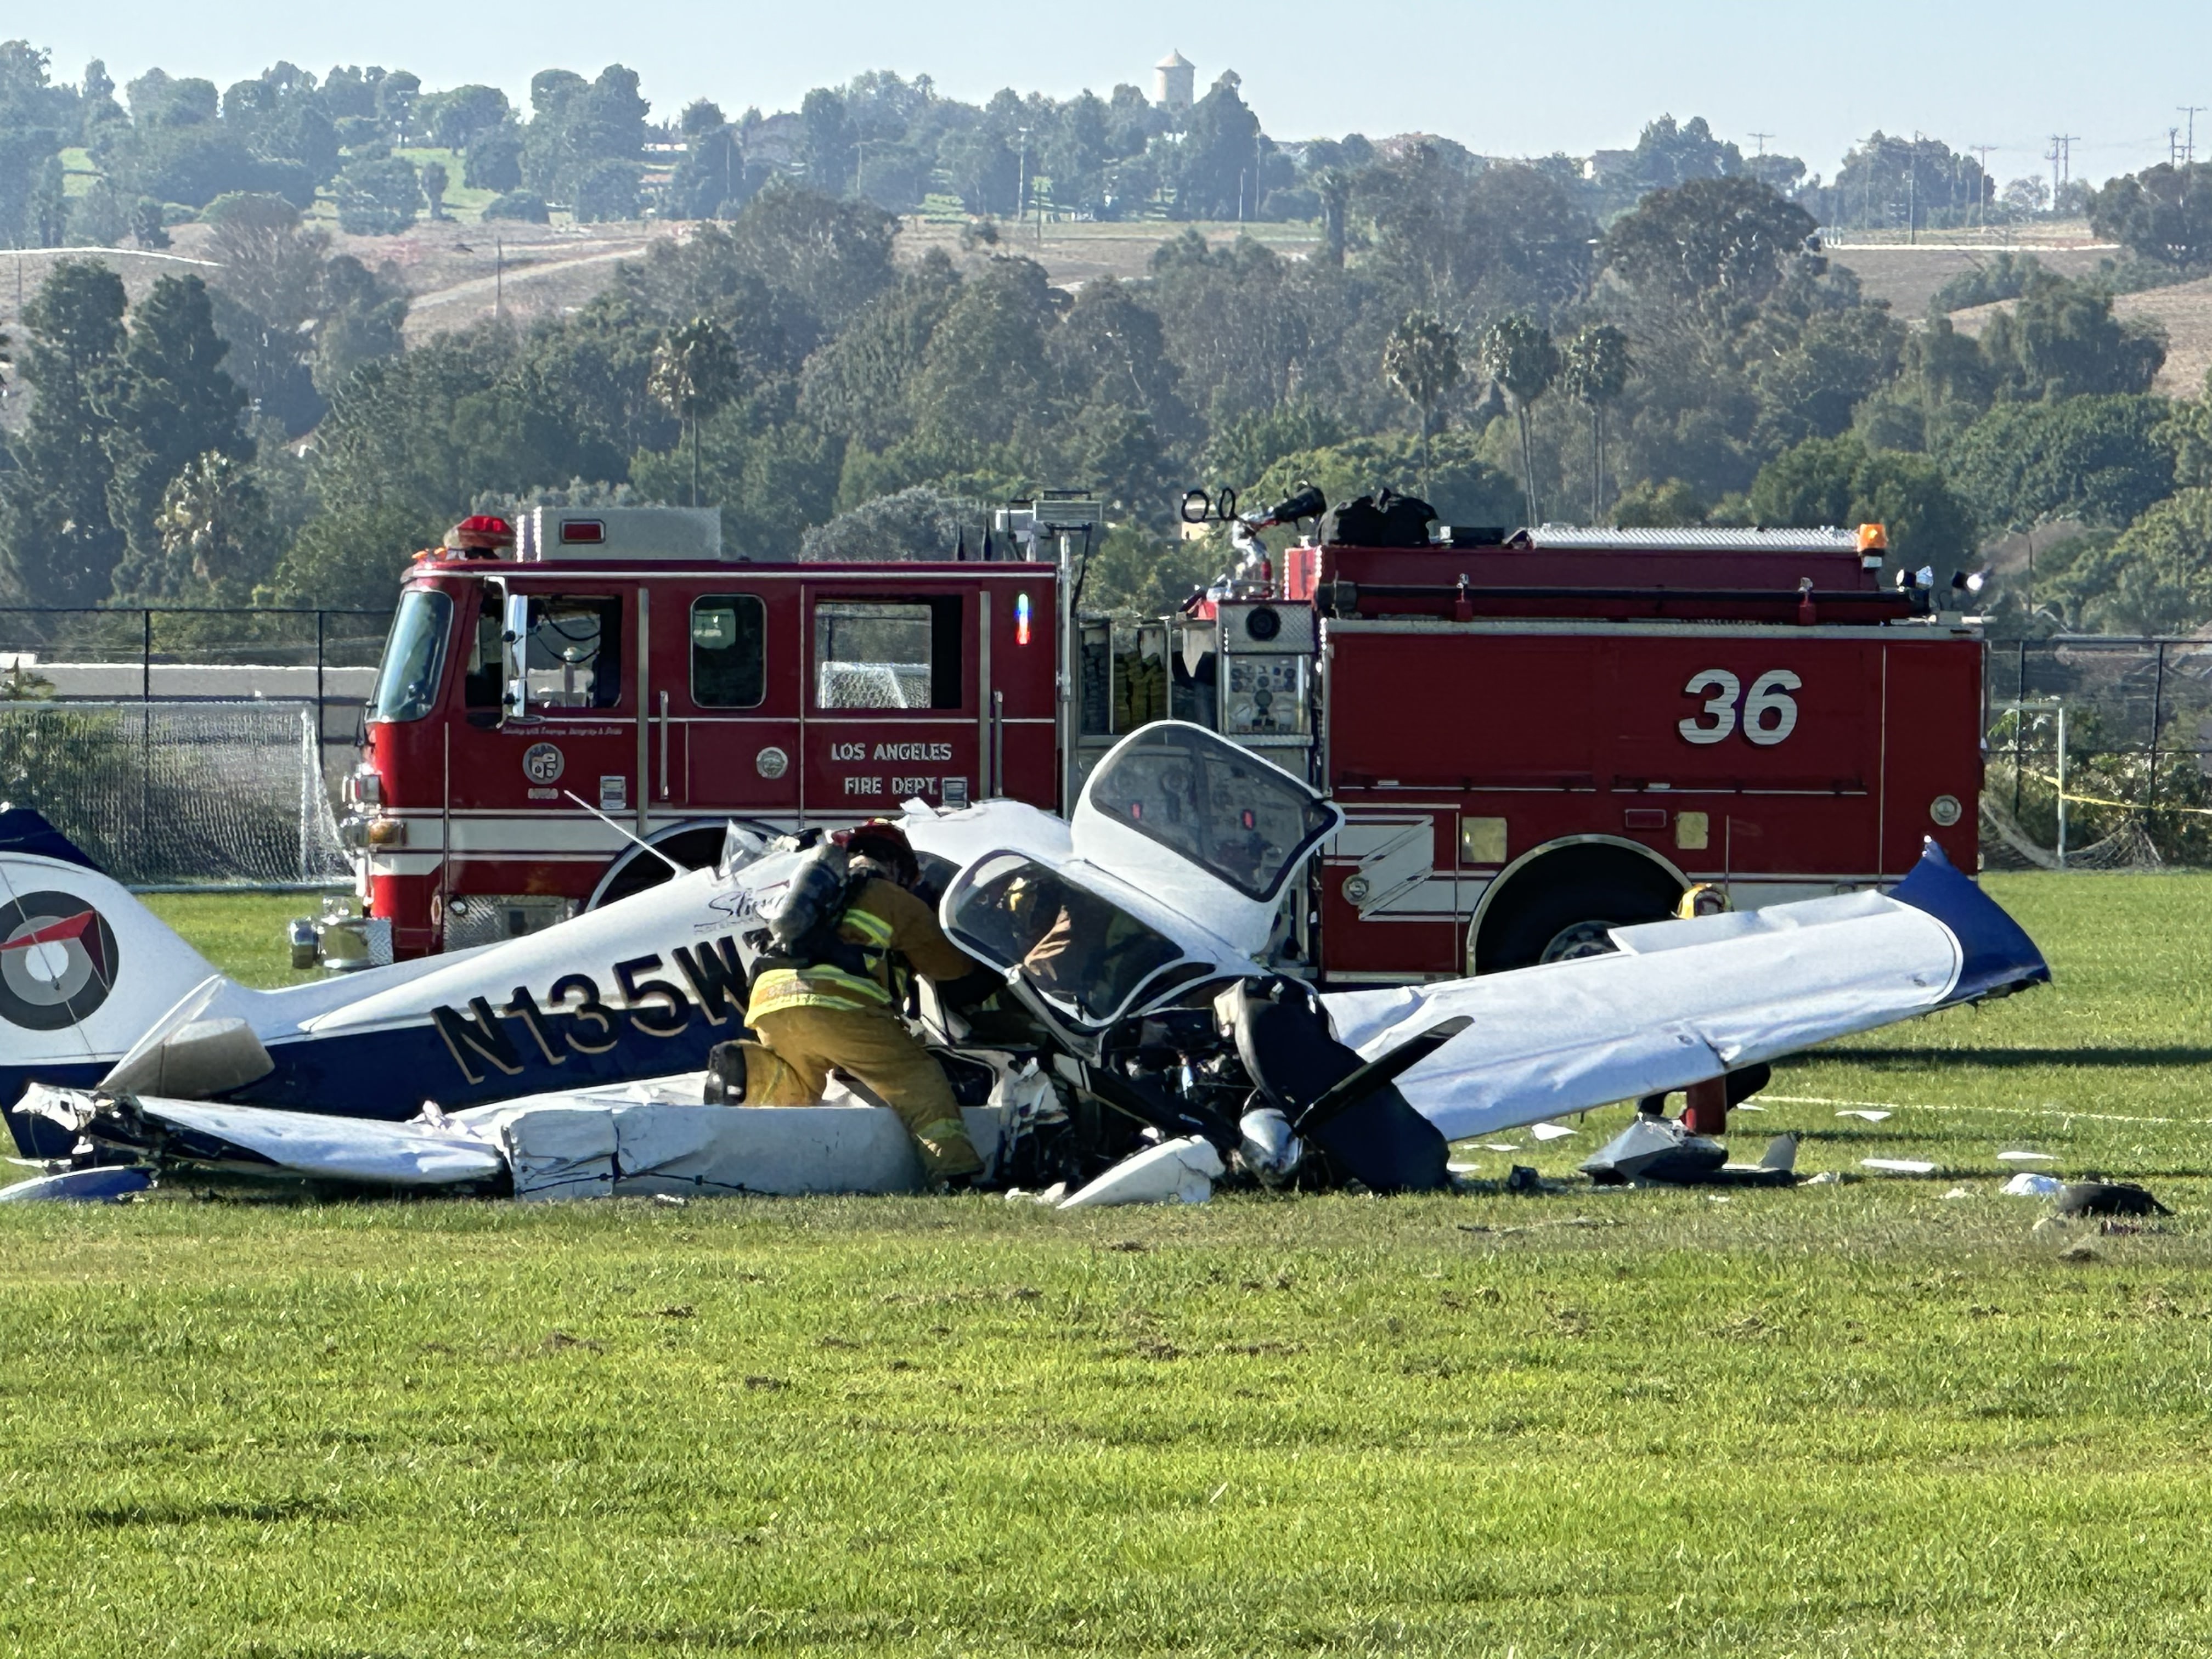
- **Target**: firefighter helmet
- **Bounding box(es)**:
[839,818,919,888]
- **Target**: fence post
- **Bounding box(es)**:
[315,609,326,753]
[2149,640,2167,814]
[139,608,151,876]
[2013,639,2028,819]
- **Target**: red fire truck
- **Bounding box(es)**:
[346,503,1984,980]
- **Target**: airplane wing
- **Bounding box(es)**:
[1319,841,2045,1144]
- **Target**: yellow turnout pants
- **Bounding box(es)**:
[740,1005,983,1178]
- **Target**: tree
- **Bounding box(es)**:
[265,503,433,609]
[2042,489,2212,635]
[464,126,523,193]
[649,317,742,506]
[572,159,640,223]
[99,274,252,598]
[335,154,422,235]
[1382,313,1464,496]
[2089,163,2212,268]
[798,486,973,562]
[131,449,272,599]
[799,88,855,196]
[0,260,127,605]
[420,160,448,220]
[1601,176,1815,311]
[1979,268,2165,400]
[1560,324,1632,521]
[1479,313,1559,526]
[1943,395,2177,533]
[421,84,511,152]
[1749,433,1976,573]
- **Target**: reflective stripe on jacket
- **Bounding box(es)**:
[744,878,974,1021]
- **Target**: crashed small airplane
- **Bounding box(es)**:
[3,723,2047,1203]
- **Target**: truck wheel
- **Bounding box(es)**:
[1473,844,1684,974]
[589,827,730,910]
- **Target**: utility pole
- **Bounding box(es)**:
[2182,106,2205,165]
[2046,136,2065,209]
[494,236,503,324]
[1970,145,1996,229]
[1015,126,1031,244]
[1908,131,1921,243]
[1750,131,1774,187]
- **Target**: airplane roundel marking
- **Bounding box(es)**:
[0,891,121,1030]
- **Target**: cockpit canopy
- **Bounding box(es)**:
[940,723,1341,1027]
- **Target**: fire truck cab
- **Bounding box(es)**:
[352,504,1983,983]
[346,506,1062,958]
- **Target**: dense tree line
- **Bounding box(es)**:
[2,41,2210,635]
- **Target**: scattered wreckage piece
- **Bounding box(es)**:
[1580,1116,1799,1188]
[22,1080,1014,1200]
[2055,1180,2171,1218]
[0,1165,154,1203]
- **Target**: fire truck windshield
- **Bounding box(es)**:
[944,852,1193,1026]
[1085,725,1334,903]
[370,589,454,723]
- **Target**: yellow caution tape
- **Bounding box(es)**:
[2013,769,2212,816]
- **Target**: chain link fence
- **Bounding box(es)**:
[0,607,390,887]
[1982,637,2212,870]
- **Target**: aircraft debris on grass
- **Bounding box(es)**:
[3,723,2049,1205]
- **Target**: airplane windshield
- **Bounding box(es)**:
[1084,725,1335,902]
[371,589,454,723]
[945,853,1191,1025]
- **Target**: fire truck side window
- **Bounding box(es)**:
[814,597,962,710]
[690,595,766,708]
[520,596,624,711]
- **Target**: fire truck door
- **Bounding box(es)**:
[450,583,643,850]
[804,588,980,817]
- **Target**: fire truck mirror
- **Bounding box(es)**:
[501,591,533,719]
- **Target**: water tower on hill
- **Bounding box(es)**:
[1155,50,1194,113]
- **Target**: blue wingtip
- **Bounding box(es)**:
[1889,837,2050,1001]
[0,805,101,874]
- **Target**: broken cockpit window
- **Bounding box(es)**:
[1084,725,1336,903]
[943,851,1196,1026]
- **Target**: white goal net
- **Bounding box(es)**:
[0,702,349,886]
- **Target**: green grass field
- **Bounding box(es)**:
[8,874,2212,1655]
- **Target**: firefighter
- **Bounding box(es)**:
[713,820,997,1184]
[1677,882,1730,919]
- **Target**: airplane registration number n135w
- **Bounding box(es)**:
[427,935,747,1084]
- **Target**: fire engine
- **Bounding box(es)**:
[344,500,1984,981]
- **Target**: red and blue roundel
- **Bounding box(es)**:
[0,892,121,1031]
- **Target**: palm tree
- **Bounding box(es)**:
[156,451,266,588]
[1382,312,1464,499]
[649,317,742,507]
[1559,324,1633,523]
[1478,313,1560,528]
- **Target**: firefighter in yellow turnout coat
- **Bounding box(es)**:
[723,821,990,1181]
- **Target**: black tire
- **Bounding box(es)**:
[589,826,730,910]
[1474,844,1684,974]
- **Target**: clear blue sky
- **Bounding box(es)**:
[26,0,2212,184]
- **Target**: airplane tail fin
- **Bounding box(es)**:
[0,807,227,1120]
